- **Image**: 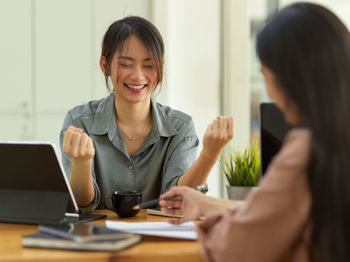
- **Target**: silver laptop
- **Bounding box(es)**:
[0,141,105,224]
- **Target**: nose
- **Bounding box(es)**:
[130,66,146,82]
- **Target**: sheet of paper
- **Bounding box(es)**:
[105,221,197,240]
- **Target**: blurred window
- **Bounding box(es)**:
[250,0,278,142]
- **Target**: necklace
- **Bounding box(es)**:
[120,128,143,141]
[118,121,152,142]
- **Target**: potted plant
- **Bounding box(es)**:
[221,143,261,200]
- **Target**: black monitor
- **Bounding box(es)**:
[260,103,292,175]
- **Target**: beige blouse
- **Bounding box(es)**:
[197,128,312,262]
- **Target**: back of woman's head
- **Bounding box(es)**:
[257,3,350,262]
[101,16,164,92]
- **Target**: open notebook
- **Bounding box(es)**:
[105,220,197,240]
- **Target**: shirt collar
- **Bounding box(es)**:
[151,99,177,138]
[90,93,178,138]
[90,93,115,135]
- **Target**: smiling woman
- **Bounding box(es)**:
[59,16,234,213]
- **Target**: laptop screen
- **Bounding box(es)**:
[260,103,292,175]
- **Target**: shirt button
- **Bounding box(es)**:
[128,165,134,170]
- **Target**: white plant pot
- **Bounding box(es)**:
[226,185,257,200]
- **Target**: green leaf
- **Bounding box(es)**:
[220,141,261,187]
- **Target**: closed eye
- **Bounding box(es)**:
[119,63,132,68]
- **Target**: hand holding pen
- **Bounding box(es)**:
[159,185,211,224]
[133,184,208,210]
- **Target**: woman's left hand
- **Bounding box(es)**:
[196,214,223,262]
[202,116,234,157]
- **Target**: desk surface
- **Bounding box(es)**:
[0,210,202,262]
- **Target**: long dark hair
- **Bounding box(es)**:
[257,3,350,261]
[101,16,164,92]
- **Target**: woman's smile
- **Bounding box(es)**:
[124,83,147,90]
[123,83,148,94]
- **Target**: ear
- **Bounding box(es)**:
[100,56,108,76]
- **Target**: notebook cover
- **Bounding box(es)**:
[22,232,141,251]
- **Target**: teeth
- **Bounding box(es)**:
[127,84,145,90]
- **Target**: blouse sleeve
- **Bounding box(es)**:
[197,129,312,262]
[161,118,199,193]
[59,112,100,213]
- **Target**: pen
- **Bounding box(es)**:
[133,184,208,210]
[133,194,181,210]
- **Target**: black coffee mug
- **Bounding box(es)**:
[104,191,142,218]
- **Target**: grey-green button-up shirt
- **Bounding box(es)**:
[60,93,199,213]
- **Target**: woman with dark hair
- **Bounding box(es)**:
[160,3,350,261]
[60,16,233,212]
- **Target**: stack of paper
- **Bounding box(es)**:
[105,221,197,240]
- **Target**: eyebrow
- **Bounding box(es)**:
[117,56,152,62]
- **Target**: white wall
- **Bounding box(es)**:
[152,0,221,197]
[0,0,150,148]
[221,0,250,197]
[0,0,32,140]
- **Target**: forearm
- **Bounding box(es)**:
[178,149,220,187]
[69,159,95,206]
[199,196,237,217]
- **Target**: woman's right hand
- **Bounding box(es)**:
[63,125,95,206]
[159,186,206,224]
[160,186,235,224]
[62,125,95,162]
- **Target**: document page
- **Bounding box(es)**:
[105,221,197,240]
